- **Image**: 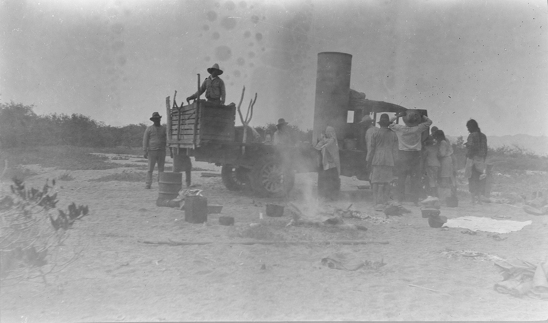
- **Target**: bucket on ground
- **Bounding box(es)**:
[185,195,208,223]
[158,172,182,201]
[266,204,284,217]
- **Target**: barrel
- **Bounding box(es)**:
[158,172,182,201]
[266,204,284,217]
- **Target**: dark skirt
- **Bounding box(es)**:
[468,167,486,196]
[318,167,340,199]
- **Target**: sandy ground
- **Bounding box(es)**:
[1,153,547,322]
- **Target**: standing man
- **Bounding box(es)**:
[389,110,432,205]
[367,114,399,210]
[143,112,167,189]
[273,118,292,146]
[186,63,226,105]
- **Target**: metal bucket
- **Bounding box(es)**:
[266,204,284,217]
[158,172,182,201]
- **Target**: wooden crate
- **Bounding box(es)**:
[167,100,235,148]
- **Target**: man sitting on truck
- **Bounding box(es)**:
[186,63,226,105]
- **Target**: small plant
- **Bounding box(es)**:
[89,170,146,182]
[57,171,74,181]
[110,155,130,161]
[0,178,89,285]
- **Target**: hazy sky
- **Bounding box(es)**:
[1,0,547,137]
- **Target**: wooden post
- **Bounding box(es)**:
[174,91,182,141]
[193,74,201,148]
[236,86,258,154]
[165,96,171,144]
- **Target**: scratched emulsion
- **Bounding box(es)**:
[0,0,546,134]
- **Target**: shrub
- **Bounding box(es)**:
[58,172,75,181]
[0,178,89,285]
[89,170,146,182]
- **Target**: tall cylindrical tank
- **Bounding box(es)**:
[312,52,352,144]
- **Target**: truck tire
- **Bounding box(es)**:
[221,164,250,191]
[250,158,295,197]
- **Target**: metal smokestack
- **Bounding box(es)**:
[312,52,352,144]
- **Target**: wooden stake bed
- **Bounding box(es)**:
[166,99,236,148]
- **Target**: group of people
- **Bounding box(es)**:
[142,63,227,189]
[143,62,489,208]
[313,110,489,208]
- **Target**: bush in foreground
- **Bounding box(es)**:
[0,178,89,285]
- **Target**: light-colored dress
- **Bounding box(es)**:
[438,139,455,187]
[425,143,440,187]
[315,127,340,173]
[367,127,399,183]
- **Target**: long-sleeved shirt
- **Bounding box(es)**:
[388,116,432,151]
[315,127,340,172]
[143,125,167,151]
[465,131,487,158]
[367,127,399,166]
[189,76,226,103]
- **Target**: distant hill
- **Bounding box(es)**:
[486,135,548,156]
[447,134,548,156]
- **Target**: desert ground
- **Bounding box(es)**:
[1,150,547,322]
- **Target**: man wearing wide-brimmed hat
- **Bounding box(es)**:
[273,118,292,146]
[388,109,432,205]
[186,63,226,105]
[143,112,167,189]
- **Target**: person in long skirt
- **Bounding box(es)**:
[423,135,440,198]
[433,130,456,200]
[315,126,341,200]
[367,114,399,210]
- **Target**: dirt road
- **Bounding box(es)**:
[1,153,547,322]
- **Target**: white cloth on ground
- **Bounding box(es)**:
[443,216,532,233]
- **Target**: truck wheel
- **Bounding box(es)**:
[221,165,250,191]
[250,158,295,197]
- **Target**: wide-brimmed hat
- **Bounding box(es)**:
[402,109,421,127]
[150,112,162,121]
[277,118,288,126]
[378,113,390,126]
[207,63,223,75]
[360,115,373,124]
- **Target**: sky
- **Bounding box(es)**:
[1,0,547,137]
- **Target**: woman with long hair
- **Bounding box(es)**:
[464,119,488,204]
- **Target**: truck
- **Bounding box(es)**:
[166,52,428,197]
